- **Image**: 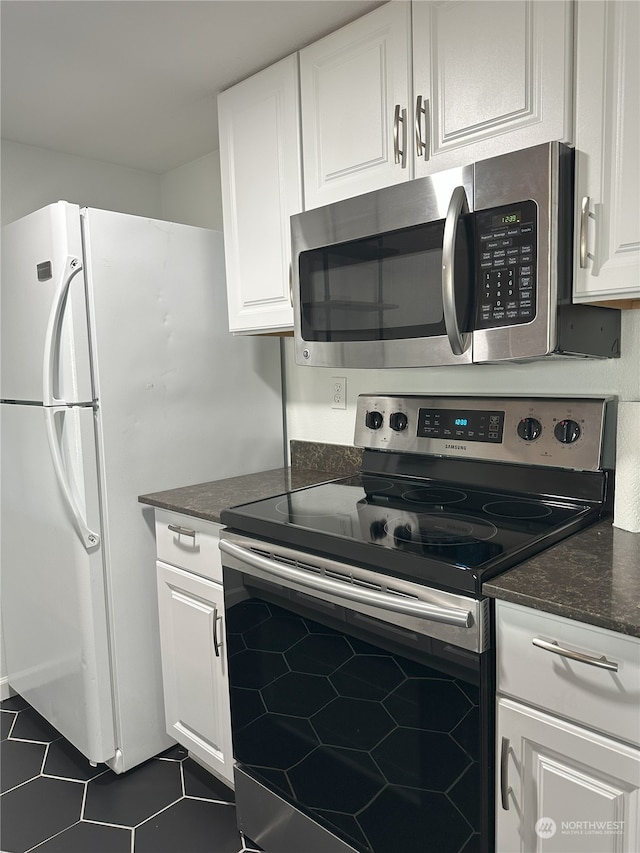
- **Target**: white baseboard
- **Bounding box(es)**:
[1,675,14,702]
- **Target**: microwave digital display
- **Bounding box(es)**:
[492,210,522,228]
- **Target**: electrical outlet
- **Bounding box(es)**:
[331,376,347,409]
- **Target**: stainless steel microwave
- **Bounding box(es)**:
[291,142,620,368]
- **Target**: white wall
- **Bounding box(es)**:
[1,140,164,226]
[1,140,225,231]
[160,152,223,230]
[284,311,640,446]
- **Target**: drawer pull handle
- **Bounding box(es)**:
[500,736,511,811]
[168,524,196,539]
[532,638,619,672]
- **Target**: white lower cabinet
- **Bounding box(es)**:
[154,512,234,786]
[496,601,640,852]
[497,697,640,853]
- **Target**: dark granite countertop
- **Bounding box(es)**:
[138,465,341,524]
[484,520,640,638]
[138,440,363,524]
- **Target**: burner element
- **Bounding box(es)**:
[484,500,553,520]
[401,487,467,506]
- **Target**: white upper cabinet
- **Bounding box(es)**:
[413,0,573,176]
[300,1,573,208]
[218,54,302,333]
[573,0,640,305]
[300,1,412,209]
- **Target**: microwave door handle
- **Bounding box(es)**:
[442,186,471,356]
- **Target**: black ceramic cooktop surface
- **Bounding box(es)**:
[221,473,599,596]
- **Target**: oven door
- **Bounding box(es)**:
[291,168,475,369]
[220,532,494,853]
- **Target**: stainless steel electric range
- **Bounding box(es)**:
[219,395,614,853]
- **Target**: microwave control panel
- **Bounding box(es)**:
[475,200,537,329]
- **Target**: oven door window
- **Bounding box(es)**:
[298,218,473,343]
[226,592,484,853]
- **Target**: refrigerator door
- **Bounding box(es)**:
[0,401,115,763]
[80,208,283,770]
[83,208,284,484]
[1,202,93,404]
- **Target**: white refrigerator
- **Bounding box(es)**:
[0,202,284,772]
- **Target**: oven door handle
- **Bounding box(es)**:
[219,540,473,629]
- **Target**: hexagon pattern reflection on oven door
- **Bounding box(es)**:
[226,599,481,853]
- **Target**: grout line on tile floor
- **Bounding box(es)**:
[183,794,236,806]
[131,793,185,829]
[1,774,42,797]
[178,757,187,798]
[83,817,135,830]
[24,819,83,853]
[1,709,17,738]
[78,777,90,821]
[38,773,86,787]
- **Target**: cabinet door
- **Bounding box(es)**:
[497,697,640,853]
[573,0,640,304]
[412,0,573,177]
[218,54,302,333]
[300,1,412,209]
[157,561,234,785]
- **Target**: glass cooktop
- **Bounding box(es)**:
[220,473,599,596]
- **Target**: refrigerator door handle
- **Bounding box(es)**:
[43,406,100,549]
[43,255,84,406]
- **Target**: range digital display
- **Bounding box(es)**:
[417,408,505,443]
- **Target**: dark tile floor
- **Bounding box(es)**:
[0,695,261,853]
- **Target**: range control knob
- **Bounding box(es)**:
[389,411,408,432]
[365,410,384,430]
[554,419,581,444]
[517,417,542,441]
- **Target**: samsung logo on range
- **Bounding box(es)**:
[445,443,467,451]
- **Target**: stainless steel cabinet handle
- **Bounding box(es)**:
[393,104,407,168]
[532,637,618,672]
[168,524,196,539]
[219,539,473,628]
[415,95,429,160]
[579,196,591,268]
[213,606,221,657]
[500,737,512,810]
[442,186,471,356]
